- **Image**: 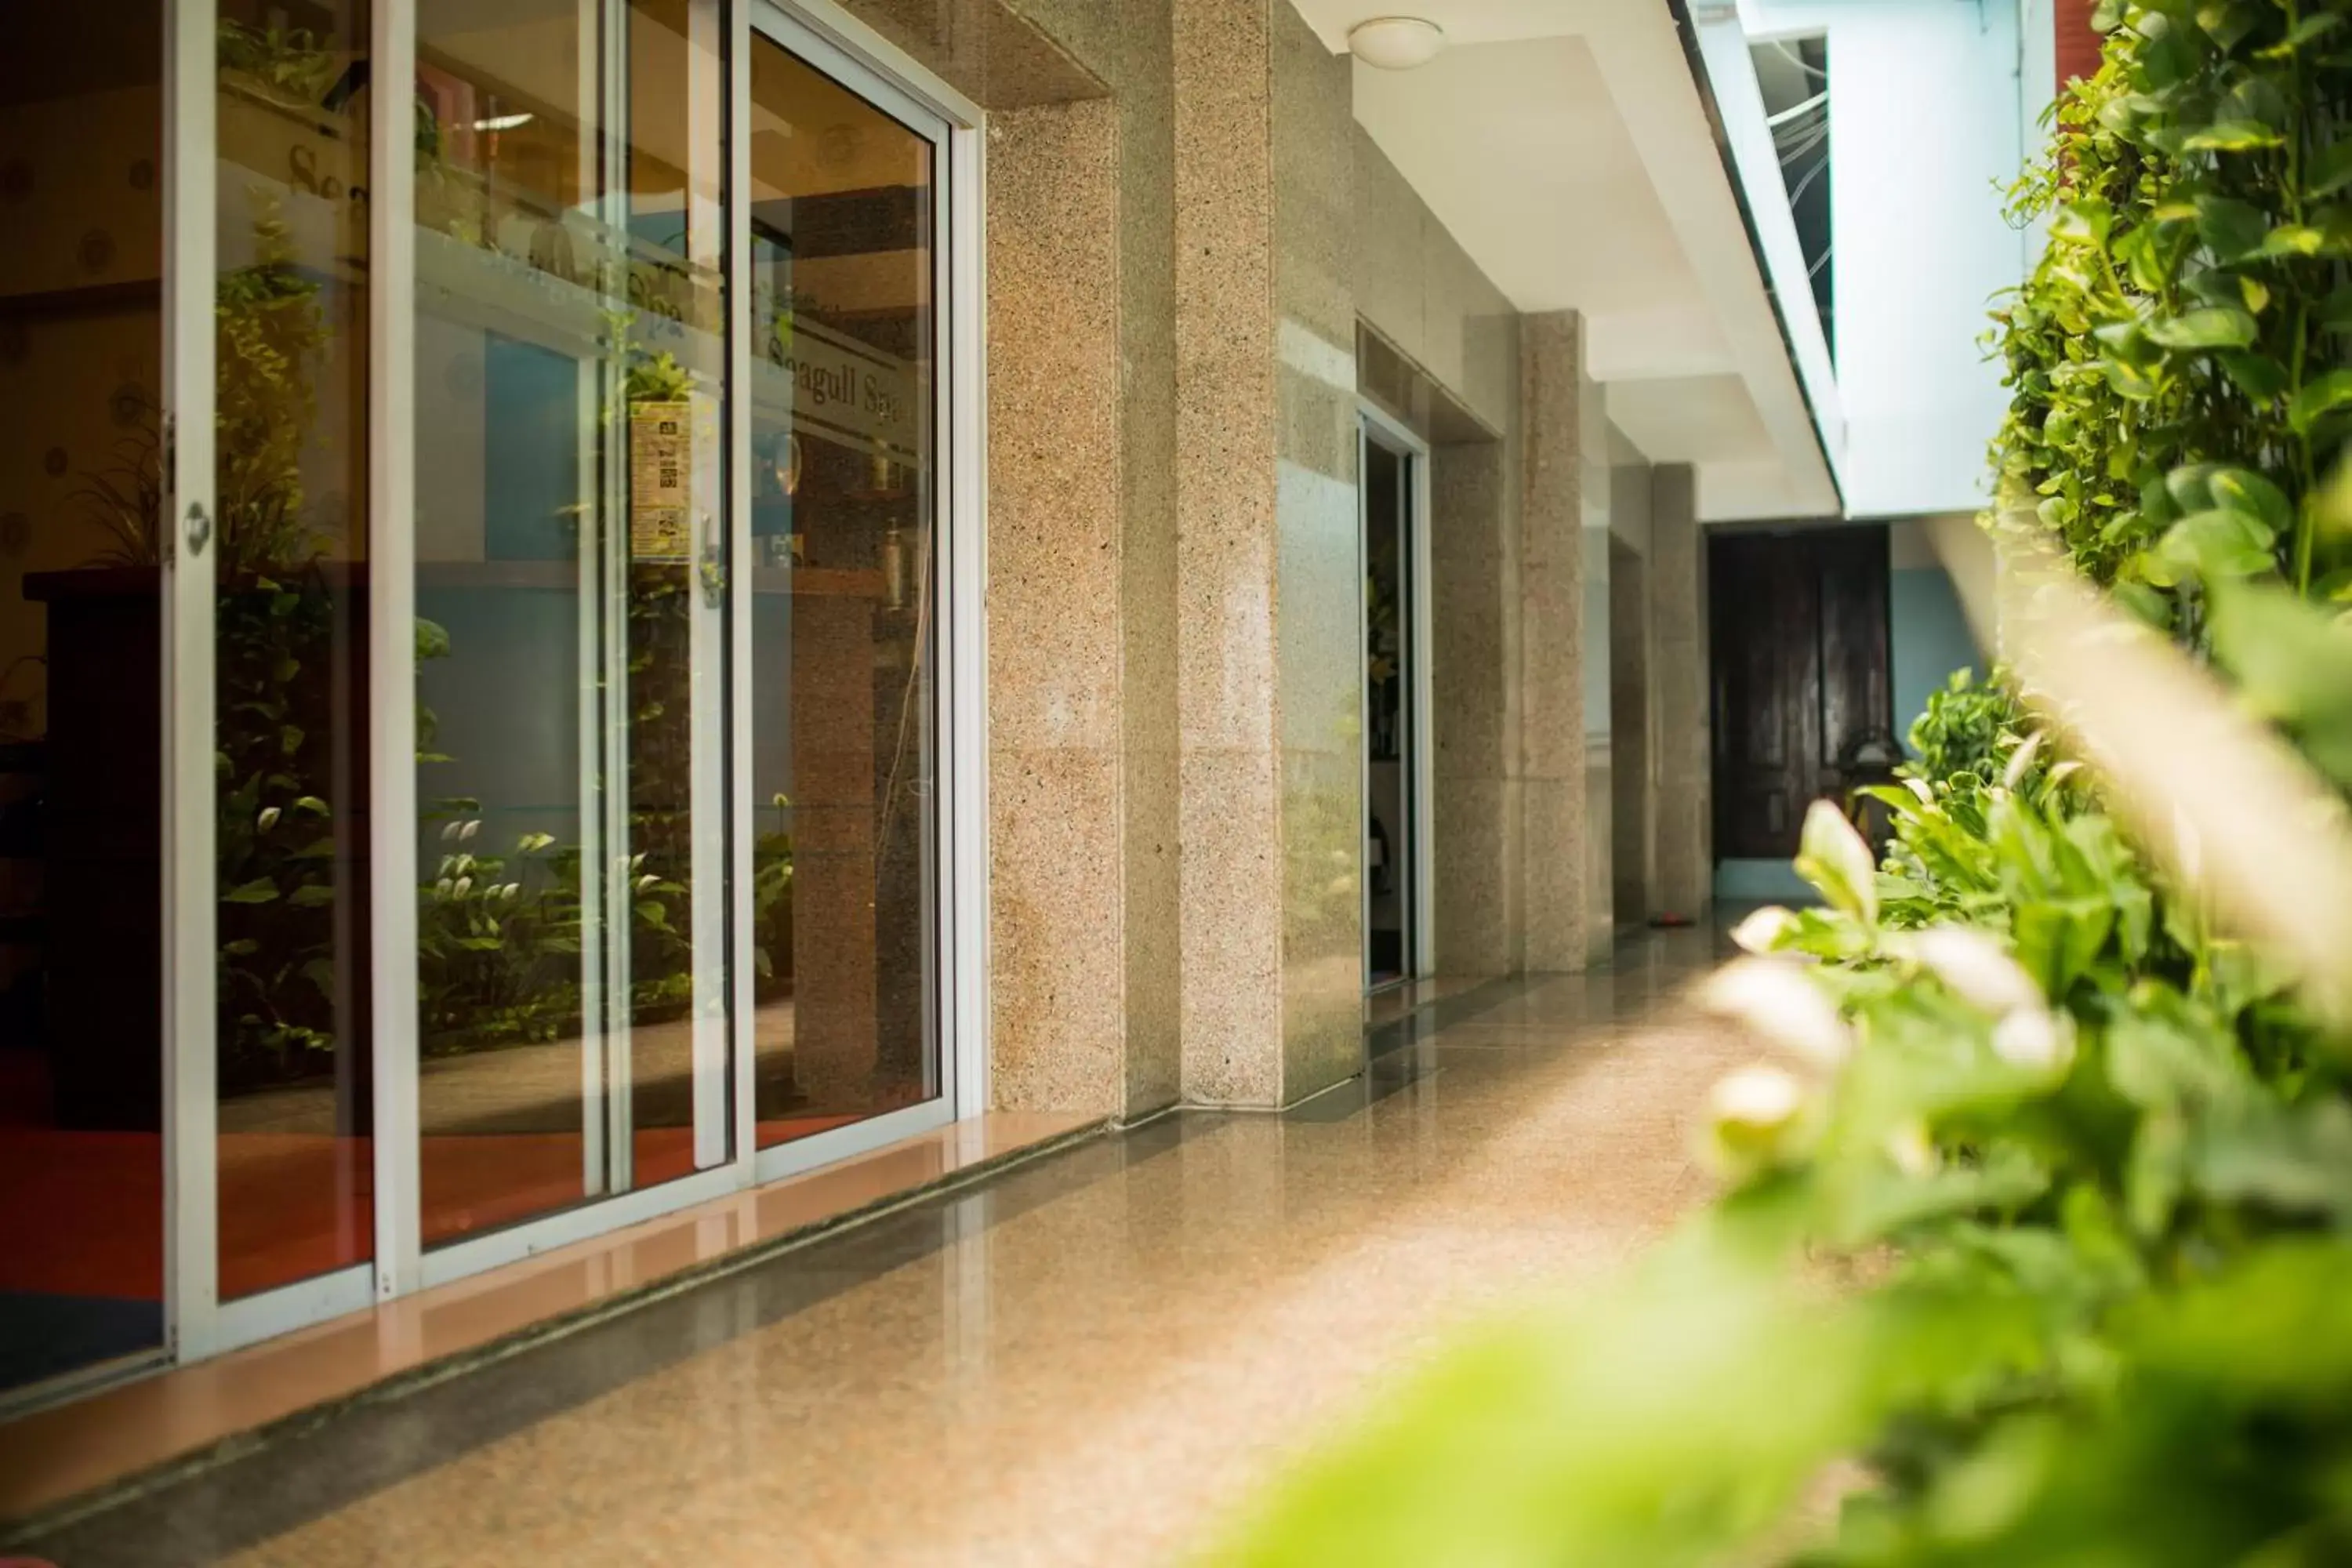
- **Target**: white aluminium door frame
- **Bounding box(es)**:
[742,0,989,1184]
[158,0,989,1365]
[162,0,221,1365]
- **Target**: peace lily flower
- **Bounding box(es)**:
[1904,927,2046,1017]
[256,806,280,833]
[1797,798,1878,924]
[1883,1120,1936,1175]
[1697,956,1853,1069]
[1993,1007,2077,1074]
[1903,776,1936,807]
[1703,1064,1811,1174]
[1729,905,1802,955]
[2002,730,2045,791]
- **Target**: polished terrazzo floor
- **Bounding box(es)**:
[24,927,1744,1567]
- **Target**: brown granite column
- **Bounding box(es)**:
[1173,0,1360,1107]
[1648,463,1711,921]
[1519,311,1589,971]
[1431,437,1520,975]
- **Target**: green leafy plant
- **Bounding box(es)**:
[216,17,336,107]
[1906,667,2023,782]
[1219,3,2352,1561]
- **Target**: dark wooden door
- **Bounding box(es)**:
[1708,525,1893,861]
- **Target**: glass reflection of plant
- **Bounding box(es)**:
[206,195,358,1083]
[753,793,794,1002]
[620,347,702,1027]
[216,17,336,108]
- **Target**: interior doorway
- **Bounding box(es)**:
[1360,408,1432,992]
[1708,524,1898,868]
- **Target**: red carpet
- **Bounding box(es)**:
[0,1113,866,1304]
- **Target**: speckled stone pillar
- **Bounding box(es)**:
[1519,312,1590,972]
[1431,437,1520,975]
[1648,463,1711,921]
[1172,0,1360,1108]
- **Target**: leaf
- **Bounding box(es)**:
[302,957,339,999]
[2310,137,2352,199]
[2196,194,2267,259]
[2143,307,2258,350]
[2197,0,2255,50]
[2183,120,2285,152]
[2209,582,2352,786]
[223,878,281,904]
[2220,352,2289,401]
[2207,468,2292,535]
[2289,369,2352,434]
[2053,196,2114,247]
[2257,11,2343,58]
[2256,223,2328,258]
[2103,357,2159,400]
[2159,508,2278,580]
[289,884,338,907]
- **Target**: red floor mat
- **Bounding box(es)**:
[0,1114,868,1303]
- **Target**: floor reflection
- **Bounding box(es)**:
[20,927,1744,1567]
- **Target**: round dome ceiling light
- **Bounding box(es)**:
[1348,16,1446,70]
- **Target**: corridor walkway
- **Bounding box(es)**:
[24,928,1744,1567]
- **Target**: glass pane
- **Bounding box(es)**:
[414,0,729,1248]
[0,0,168,1388]
[746,38,938,1146]
[1364,439,1406,988]
[212,0,375,1301]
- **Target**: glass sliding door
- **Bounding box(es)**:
[743,23,943,1150]
[411,0,731,1250]
[1361,414,1427,991]
[0,0,171,1396]
[210,0,376,1303]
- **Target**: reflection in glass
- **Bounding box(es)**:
[414,0,730,1247]
[1363,437,1414,989]
[746,38,938,1145]
[0,0,168,1390]
[209,0,376,1300]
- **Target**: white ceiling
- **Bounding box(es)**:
[1289,0,1838,521]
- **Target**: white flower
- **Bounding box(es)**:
[1697,957,1853,1069]
[1703,1065,1810,1172]
[1906,927,2045,1016]
[2002,730,2045,791]
[256,806,281,832]
[1903,777,1936,806]
[452,876,472,898]
[1883,1120,1936,1175]
[1992,1007,2077,1073]
[434,877,455,898]
[1730,906,1802,955]
[1798,799,1879,924]
[441,820,462,842]
[460,819,481,842]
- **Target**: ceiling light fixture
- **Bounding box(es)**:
[1347,16,1446,70]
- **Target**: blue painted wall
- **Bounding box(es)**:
[1889,563,1982,755]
